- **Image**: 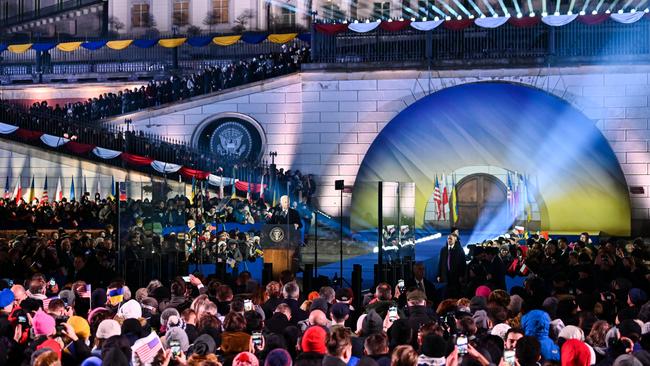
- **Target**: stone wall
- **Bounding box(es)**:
[97,66,650,233]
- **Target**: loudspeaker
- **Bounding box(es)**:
[335,180,344,191]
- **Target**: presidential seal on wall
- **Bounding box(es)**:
[210,121,253,159]
[193,113,265,166]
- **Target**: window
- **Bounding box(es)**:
[131,3,150,28]
[173,0,190,26]
[373,2,390,19]
[211,0,229,23]
[280,6,295,27]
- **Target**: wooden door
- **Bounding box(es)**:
[455,174,508,230]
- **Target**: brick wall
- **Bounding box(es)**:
[103,66,650,231]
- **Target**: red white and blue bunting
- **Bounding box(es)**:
[314,12,650,33]
[0,121,244,187]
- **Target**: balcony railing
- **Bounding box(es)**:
[310,19,650,66]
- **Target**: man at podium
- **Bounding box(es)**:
[267,195,303,229]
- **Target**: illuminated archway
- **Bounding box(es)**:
[351,82,630,236]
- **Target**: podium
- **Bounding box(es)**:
[261,224,302,279]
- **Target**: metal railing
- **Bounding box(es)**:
[0,102,251,174]
[311,19,650,66]
[0,36,309,76]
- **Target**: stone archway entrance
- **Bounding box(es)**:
[456,174,508,230]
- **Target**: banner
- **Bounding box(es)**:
[92,146,122,160]
[0,122,19,134]
[268,33,298,44]
[410,20,445,31]
[56,42,83,52]
[542,14,578,26]
[150,160,182,174]
[207,174,236,187]
[158,38,187,48]
[475,16,510,28]
[40,134,70,147]
[348,22,380,33]
[213,35,242,46]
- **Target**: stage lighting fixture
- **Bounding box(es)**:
[592,10,598,14]
[579,10,586,14]
[469,14,475,18]
[517,12,523,17]
[457,15,462,19]
[605,9,611,13]
[617,9,623,13]
[529,11,535,16]
[542,11,548,16]
[481,14,486,17]
[423,17,428,21]
[554,11,560,15]
[411,17,416,21]
[493,13,499,17]
[631,8,637,12]
[568,10,573,14]
[645,8,649,12]
[445,15,451,20]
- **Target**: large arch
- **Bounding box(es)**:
[351,82,631,236]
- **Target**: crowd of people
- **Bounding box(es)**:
[0,222,647,366]
[24,45,310,122]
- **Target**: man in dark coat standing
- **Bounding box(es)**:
[437,233,466,298]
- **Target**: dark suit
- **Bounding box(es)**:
[437,243,466,297]
[405,278,437,305]
[268,206,303,229]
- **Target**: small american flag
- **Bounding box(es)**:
[42,296,59,310]
[132,332,163,364]
[78,284,91,299]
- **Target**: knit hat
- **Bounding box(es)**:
[362,310,384,336]
[559,325,585,341]
[58,289,75,307]
[475,286,491,298]
[32,309,56,337]
[117,299,142,319]
[331,303,350,320]
[508,295,523,315]
[309,298,329,314]
[307,291,320,301]
[491,323,511,340]
[67,316,91,340]
[87,307,108,324]
[473,310,489,329]
[161,308,180,327]
[36,339,62,359]
[561,339,591,366]
[421,334,447,358]
[192,334,217,356]
[165,326,190,353]
[0,288,14,308]
[628,288,648,307]
[233,352,260,366]
[96,319,122,339]
[301,326,327,354]
[612,355,642,366]
[265,348,292,366]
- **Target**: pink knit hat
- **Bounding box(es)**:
[33,309,56,337]
[475,286,492,298]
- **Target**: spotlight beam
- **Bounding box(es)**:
[433,1,458,17]
[622,0,636,10]
[594,0,607,13]
[568,0,577,13]
[635,0,649,10]
[512,0,522,16]
[526,0,534,14]
[496,0,510,16]
[466,0,486,17]
[607,0,621,11]
[555,0,562,13]
[481,0,499,16]
[452,0,474,17]
[542,0,548,15]
[581,0,592,13]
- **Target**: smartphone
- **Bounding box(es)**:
[252,332,263,347]
[169,340,181,357]
[504,350,515,366]
[397,279,405,291]
[18,316,27,324]
[49,278,56,287]
[388,306,398,321]
[244,299,253,312]
[456,334,468,355]
[182,276,190,282]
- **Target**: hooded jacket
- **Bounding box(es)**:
[521,310,560,362]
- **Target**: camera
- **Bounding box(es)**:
[169,340,181,357]
[252,332,263,347]
[456,334,468,355]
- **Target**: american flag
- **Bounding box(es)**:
[433,175,442,220]
[42,296,59,310]
[78,284,91,299]
[132,332,163,364]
